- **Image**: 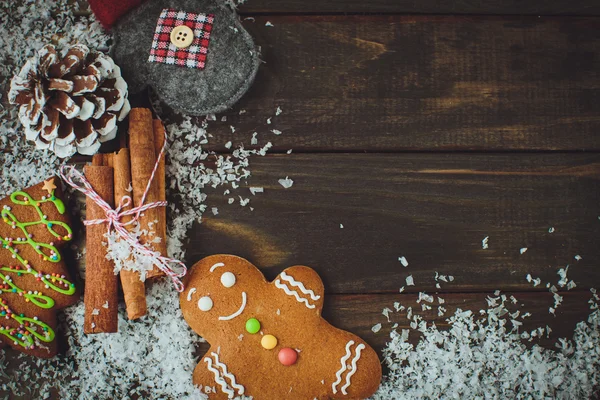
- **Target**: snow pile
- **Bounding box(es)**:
[104,226,164,280]
[373,290,600,399]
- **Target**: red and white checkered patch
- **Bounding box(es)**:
[148,9,214,70]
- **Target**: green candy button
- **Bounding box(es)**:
[245,318,260,334]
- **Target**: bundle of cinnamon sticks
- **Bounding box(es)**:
[84,108,168,333]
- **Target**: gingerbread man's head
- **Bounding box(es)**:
[180,254,267,342]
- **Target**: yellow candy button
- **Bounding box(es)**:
[261,334,278,350]
[170,25,194,49]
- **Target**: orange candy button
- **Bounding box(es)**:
[261,334,278,350]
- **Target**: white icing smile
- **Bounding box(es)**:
[218,292,247,321]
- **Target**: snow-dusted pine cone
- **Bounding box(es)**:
[8,44,130,158]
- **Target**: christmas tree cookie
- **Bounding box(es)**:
[0,178,78,357]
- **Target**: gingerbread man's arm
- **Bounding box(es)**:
[272,266,325,313]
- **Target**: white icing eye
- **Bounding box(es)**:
[197,296,213,311]
[221,272,236,288]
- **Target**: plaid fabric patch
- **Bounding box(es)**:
[148,9,214,69]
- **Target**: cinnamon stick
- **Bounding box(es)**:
[128,108,165,278]
[152,119,167,260]
[114,148,147,320]
[84,165,118,334]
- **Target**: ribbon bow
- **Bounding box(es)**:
[59,136,186,292]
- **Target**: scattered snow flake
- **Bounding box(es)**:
[575,255,582,261]
[287,149,293,154]
[229,125,236,133]
[520,247,528,254]
[224,141,232,149]
[91,309,100,316]
[265,21,274,27]
[405,275,414,286]
[398,256,409,267]
[278,176,294,188]
[382,307,393,322]
[557,266,569,287]
[249,187,264,195]
[228,198,235,204]
[239,197,250,206]
[211,207,219,216]
[276,106,282,116]
[548,227,555,233]
[221,116,227,122]
[372,323,382,333]
[266,117,272,124]
[271,129,282,135]
[482,236,489,249]
[251,132,258,145]
[340,224,344,229]
[102,301,109,309]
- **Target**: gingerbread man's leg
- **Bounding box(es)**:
[193,352,245,400]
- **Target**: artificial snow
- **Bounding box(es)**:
[373,290,600,399]
[278,177,294,188]
[482,236,489,249]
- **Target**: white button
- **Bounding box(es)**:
[170,25,194,49]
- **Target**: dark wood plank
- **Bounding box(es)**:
[198,16,600,152]
[238,1,600,16]
[186,153,600,294]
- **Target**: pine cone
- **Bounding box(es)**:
[8,44,130,158]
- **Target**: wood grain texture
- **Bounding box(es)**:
[186,153,600,294]
[238,0,600,16]
[198,15,600,152]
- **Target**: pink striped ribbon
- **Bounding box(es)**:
[59,131,186,292]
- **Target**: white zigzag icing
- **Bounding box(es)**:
[280,271,321,300]
[212,352,245,395]
[341,343,365,395]
[332,340,354,394]
[274,279,316,309]
[204,356,234,398]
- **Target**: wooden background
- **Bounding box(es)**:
[3,0,600,395]
[186,1,600,355]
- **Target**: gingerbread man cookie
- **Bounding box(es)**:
[180,255,381,399]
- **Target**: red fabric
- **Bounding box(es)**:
[148,9,214,70]
[87,0,144,29]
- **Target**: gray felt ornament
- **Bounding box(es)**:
[113,0,260,116]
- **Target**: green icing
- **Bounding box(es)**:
[0,186,75,351]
